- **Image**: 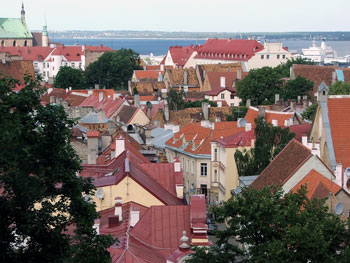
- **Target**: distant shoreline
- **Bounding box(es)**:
[54,37,209,41]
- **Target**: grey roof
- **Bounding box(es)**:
[320,100,336,170]
[79,112,109,124]
[150,128,174,150]
[73,124,90,133]
[239,175,258,187]
[129,133,144,145]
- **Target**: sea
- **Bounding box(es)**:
[53,38,350,57]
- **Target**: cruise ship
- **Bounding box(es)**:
[299,39,350,66]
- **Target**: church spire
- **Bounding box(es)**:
[21,2,26,23]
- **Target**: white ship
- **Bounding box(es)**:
[298,39,350,65]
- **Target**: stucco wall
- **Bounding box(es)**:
[0,38,33,47]
[129,109,150,126]
[94,176,165,211]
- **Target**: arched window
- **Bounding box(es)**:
[1,40,4,47]
[24,40,27,46]
[13,40,16,47]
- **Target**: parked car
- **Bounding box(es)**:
[208,223,218,235]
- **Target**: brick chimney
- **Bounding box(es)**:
[258,107,266,118]
[114,197,123,221]
[115,137,125,159]
[237,70,242,80]
[97,108,105,123]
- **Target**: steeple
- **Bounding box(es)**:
[21,2,25,23]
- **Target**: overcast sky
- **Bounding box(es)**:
[2,0,349,32]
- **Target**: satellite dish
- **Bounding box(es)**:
[345,167,350,177]
[335,202,344,215]
[96,188,105,200]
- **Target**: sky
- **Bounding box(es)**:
[2,0,349,32]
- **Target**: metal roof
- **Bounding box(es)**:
[0,18,32,39]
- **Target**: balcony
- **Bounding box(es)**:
[211,181,226,194]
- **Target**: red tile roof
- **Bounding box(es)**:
[244,106,294,127]
[80,96,126,118]
[134,70,161,80]
[139,163,183,198]
[0,46,53,61]
[212,130,255,148]
[291,169,341,200]
[167,45,200,67]
[87,130,100,138]
[195,39,264,61]
[165,122,245,155]
[140,101,165,119]
[251,139,313,190]
[139,95,156,101]
[288,124,312,142]
[84,44,113,52]
[0,60,35,85]
[205,87,236,96]
[328,97,350,170]
[50,46,83,61]
[206,71,248,90]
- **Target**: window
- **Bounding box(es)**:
[214,169,218,182]
[214,148,218,161]
[34,62,38,68]
[24,40,27,47]
[187,160,189,172]
[79,63,82,68]
[65,63,68,66]
[221,93,225,99]
[200,163,207,177]
[261,55,264,59]
[230,94,235,99]
[192,161,195,175]
[182,158,184,170]
[1,40,4,47]
[277,54,280,59]
[52,58,54,62]
[13,40,16,47]
[53,67,55,71]
[47,63,49,68]
[282,55,286,59]
[266,55,270,59]
[72,63,75,67]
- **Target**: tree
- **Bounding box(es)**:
[85,49,142,90]
[236,67,283,106]
[188,186,350,263]
[53,66,85,90]
[302,102,318,122]
[329,81,350,95]
[0,75,114,262]
[281,75,313,101]
[234,117,295,176]
[274,57,315,78]
[167,88,184,111]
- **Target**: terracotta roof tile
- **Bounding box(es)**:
[134,70,161,81]
[291,169,341,200]
[328,97,350,169]
[245,106,294,127]
[117,105,138,124]
[0,46,53,61]
[0,60,35,85]
[87,130,100,138]
[195,39,264,61]
[166,68,199,87]
[251,139,313,190]
[167,45,200,67]
[131,81,165,95]
[206,71,247,90]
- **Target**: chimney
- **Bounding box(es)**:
[275,94,280,104]
[87,131,100,164]
[69,86,72,91]
[114,197,123,221]
[97,108,105,122]
[95,84,99,90]
[99,91,104,102]
[202,102,209,120]
[290,101,295,111]
[160,64,164,71]
[184,70,188,85]
[115,137,125,159]
[134,94,140,108]
[164,103,170,122]
[245,122,252,132]
[332,71,336,85]
[130,207,140,227]
[335,163,343,187]
[88,89,93,95]
[258,107,266,118]
[246,99,251,107]
[237,70,242,80]
[220,76,225,88]
[217,101,222,108]
[50,96,55,104]
[93,219,100,235]
[297,96,301,104]
[302,135,308,146]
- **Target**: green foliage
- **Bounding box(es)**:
[329,81,350,95]
[85,49,142,90]
[234,117,295,176]
[188,186,350,263]
[167,88,184,111]
[302,103,318,121]
[281,75,313,101]
[274,57,315,78]
[236,67,283,106]
[133,86,139,95]
[0,75,114,262]
[184,99,217,108]
[53,66,85,90]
